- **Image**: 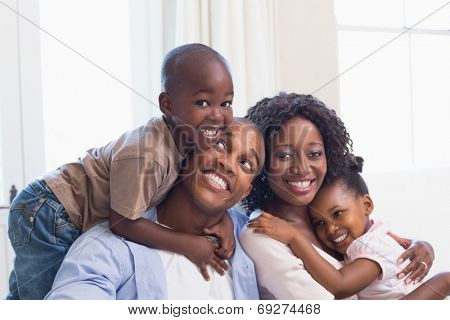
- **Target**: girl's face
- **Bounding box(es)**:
[266,116,327,208]
[309,181,373,254]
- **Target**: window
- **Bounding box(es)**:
[335,0,450,173]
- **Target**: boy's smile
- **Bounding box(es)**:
[159,59,234,154]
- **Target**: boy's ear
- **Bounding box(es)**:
[159,92,173,117]
[362,194,374,216]
[241,185,253,201]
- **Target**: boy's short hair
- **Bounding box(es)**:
[161,43,231,94]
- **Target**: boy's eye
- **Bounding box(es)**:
[333,211,343,218]
[196,100,209,107]
[221,101,232,108]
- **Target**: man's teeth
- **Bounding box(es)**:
[333,232,348,243]
[200,128,218,137]
[206,173,227,190]
[287,180,312,189]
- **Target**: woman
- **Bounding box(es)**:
[239,93,434,299]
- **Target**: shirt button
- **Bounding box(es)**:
[39,198,46,203]
[30,216,34,223]
[33,206,40,211]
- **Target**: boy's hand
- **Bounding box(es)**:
[203,213,236,259]
[247,212,298,245]
[183,234,229,281]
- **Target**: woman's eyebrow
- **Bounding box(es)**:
[309,141,324,147]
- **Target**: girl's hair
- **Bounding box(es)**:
[241,92,354,213]
[324,155,369,196]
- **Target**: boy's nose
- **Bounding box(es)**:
[209,105,225,123]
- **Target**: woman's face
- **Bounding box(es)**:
[266,116,327,207]
[182,121,265,214]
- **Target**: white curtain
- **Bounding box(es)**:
[129,0,278,120]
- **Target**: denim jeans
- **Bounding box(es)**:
[7,179,81,300]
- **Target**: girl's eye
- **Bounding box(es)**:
[333,211,343,218]
[221,101,232,108]
[216,139,227,151]
[240,160,253,171]
[196,100,208,107]
[309,150,323,158]
[313,220,324,228]
[278,152,292,159]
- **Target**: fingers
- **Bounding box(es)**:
[204,225,219,235]
[199,265,210,281]
[405,262,428,284]
[215,244,234,259]
[397,247,414,265]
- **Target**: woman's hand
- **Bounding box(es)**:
[203,213,236,259]
[183,234,229,281]
[247,212,299,245]
[396,239,435,284]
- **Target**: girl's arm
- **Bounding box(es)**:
[249,213,382,299]
[401,272,450,300]
[110,209,229,280]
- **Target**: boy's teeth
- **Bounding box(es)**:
[206,173,227,190]
[287,180,312,189]
[333,232,348,243]
[201,129,218,137]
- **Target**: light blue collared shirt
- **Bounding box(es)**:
[45,207,258,300]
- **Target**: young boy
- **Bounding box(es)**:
[7,43,235,299]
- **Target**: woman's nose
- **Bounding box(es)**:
[291,154,310,175]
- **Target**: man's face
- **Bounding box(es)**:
[160,60,234,151]
[182,121,265,214]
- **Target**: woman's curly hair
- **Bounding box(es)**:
[241,92,354,213]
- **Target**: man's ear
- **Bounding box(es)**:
[362,194,374,216]
[241,185,253,201]
[159,92,173,117]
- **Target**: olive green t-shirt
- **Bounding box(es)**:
[44,117,183,232]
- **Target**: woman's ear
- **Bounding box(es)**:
[159,92,173,117]
[362,194,374,216]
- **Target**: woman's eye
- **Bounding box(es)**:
[216,139,227,150]
[309,150,323,158]
[278,152,292,159]
[221,101,232,108]
[333,211,343,218]
[196,100,208,107]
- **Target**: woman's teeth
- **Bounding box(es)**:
[206,173,227,190]
[200,128,218,137]
[333,232,348,243]
[287,180,312,189]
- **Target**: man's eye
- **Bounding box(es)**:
[278,152,292,159]
[221,101,232,108]
[216,139,227,150]
[196,100,208,107]
[241,160,253,171]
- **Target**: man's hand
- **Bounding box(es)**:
[203,213,236,259]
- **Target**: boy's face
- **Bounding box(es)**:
[160,60,234,151]
[182,121,264,214]
[309,181,373,254]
